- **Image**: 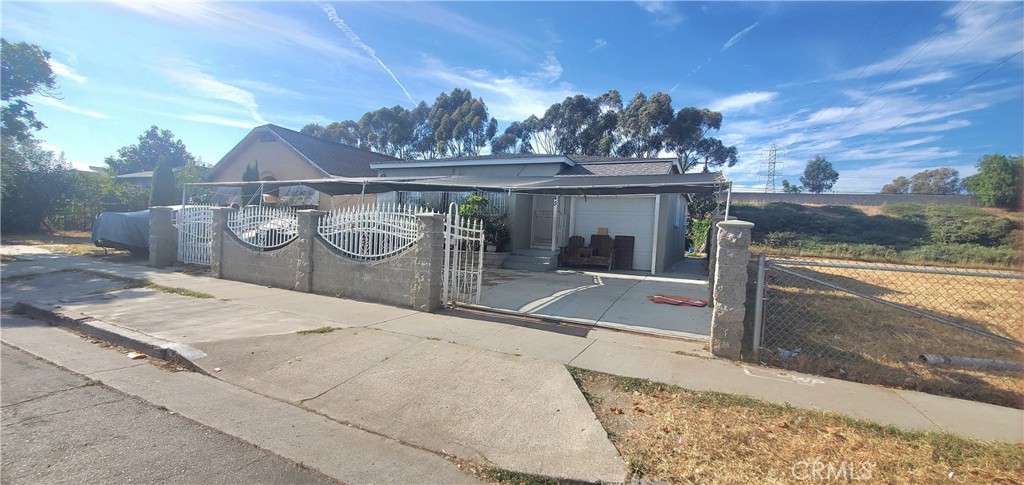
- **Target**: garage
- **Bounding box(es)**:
[571,195,656,271]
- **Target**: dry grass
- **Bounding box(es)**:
[0,230,142,260]
[570,368,1024,485]
[761,260,1023,407]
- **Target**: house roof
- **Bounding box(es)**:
[188,171,728,196]
[209,124,399,180]
[557,157,679,176]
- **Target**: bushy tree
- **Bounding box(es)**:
[800,155,839,193]
[781,179,802,193]
[105,126,196,175]
[1,39,57,142]
[616,92,674,157]
[881,176,911,194]
[963,154,1023,208]
[910,168,961,194]
[1,136,69,231]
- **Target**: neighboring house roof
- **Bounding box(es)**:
[116,171,154,180]
[208,124,399,180]
[557,157,679,176]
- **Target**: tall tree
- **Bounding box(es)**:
[963,154,1023,208]
[909,167,961,194]
[880,176,911,194]
[1,39,58,142]
[104,126,196,175]
[540,91,621,156]
[799,155,839,193]
[490,121,534,154]
[239,162,260,206]
[149,156,178,206]
[781,179,802,193]
[664,107,727,172]
[616,92,674,157]
[427,88,494,157]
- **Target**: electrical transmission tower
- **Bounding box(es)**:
[761,144,785,193]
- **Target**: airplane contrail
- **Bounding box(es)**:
[317,2,415,104]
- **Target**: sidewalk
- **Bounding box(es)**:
[3,248,1021,448]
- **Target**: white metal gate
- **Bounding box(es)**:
[176,205,213,265]
[442,203,484,307]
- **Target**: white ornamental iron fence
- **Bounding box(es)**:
[227,205,299,249]
[442,203,485,307]
[317,203,432,261]
[175,205,213,266]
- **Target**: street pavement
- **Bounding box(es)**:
[1,247,1020,484]
[1,344,335,484]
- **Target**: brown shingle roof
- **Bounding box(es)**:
[264,125,399,177]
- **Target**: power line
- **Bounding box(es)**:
[818,1,977,140]
[832,2,1021,141]
[804,2,927,128]
[864,48,1024,142]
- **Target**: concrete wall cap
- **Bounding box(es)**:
[717,220,754,229]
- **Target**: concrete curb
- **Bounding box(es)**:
[11,300,209,375]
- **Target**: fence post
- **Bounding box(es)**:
[752,252,767,360]
[710,219,754,359]
[148,206,177,268]
[706,214,733,304]
[415,213,447,311]
[210,207,234,279]
[295,210,323,293]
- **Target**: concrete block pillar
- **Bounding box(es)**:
[413,213,447,311]
[710,219,754,359]
[295,210,324,293]
[210,207,235,279]
[149,206,178,268]
[707,215,734,303]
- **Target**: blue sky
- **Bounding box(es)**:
[3,1,1022,192]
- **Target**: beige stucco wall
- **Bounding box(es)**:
[210,139,327,183]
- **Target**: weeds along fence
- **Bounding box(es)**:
[753,256,1024,408]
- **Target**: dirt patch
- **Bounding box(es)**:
[571,368,1023,484]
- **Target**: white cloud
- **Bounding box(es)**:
[177,114,261,130]
[880,71,955,91]
[843,2,1023,79]
[532,52,564,84]
[160,57,266,125]
[49,60,87,84]
[589,39,608,52]
[415,54,577,122]
[113,1,366,64]
[721,22,759,52]
[636,1,684,27]
[709,91,778,113]
[28,95,109,119]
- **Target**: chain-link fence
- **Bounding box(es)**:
[753,255,1023,408]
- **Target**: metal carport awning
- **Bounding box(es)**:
[186,172,728,196]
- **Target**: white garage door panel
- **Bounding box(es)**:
[573,197,655,271]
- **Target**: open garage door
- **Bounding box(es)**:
[572,196,655,271]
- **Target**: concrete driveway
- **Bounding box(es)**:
[479,261,712,339]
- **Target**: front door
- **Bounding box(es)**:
[531,195,554,248]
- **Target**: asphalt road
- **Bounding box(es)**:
[1,343,336,484]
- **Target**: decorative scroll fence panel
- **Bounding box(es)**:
[442,203,485,307]
[317,204,431,261]
[175,205,213,265]
[227,205,299,249]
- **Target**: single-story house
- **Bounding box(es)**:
[370,154,706,274]
[204,124,400,209]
